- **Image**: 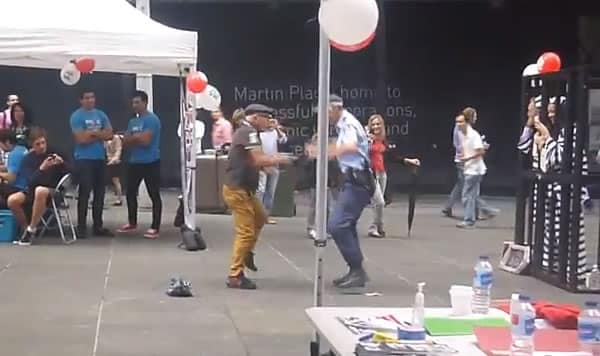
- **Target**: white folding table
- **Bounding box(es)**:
[305,307,588,356]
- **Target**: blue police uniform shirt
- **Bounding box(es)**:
[127,112,161,164]
[335,110,370,173]
[7,144,28,189]
[70,108,111,160]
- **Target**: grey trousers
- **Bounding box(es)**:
[307,187,339,231]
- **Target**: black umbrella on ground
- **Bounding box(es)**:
[407,165,419,238]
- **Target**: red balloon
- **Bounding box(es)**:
[331,32,375,52]
[186,72,208,94]
[73,57,95,73]
[537,52,561,74]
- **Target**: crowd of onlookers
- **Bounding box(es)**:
[0,89,164,245]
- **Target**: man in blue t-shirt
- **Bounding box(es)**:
[70,89,114,238]
[117,90,162,239]
[0,129,28,207]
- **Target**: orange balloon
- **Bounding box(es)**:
[74,57,96,73]
[186,72,208,94]
[331,32,375,52]
[537,52,561,74]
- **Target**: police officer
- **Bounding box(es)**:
[222,104,291,290]
[307,94,372,289]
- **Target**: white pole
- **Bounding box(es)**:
[135,0,153,209]
[311,17,331,356]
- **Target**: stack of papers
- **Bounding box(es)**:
[338,315,402,335]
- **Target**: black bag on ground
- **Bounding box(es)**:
[178,225,206,251]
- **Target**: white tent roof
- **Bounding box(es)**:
[0,0,197,76]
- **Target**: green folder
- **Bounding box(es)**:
[424,317,510,336]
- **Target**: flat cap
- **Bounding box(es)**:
[245,103,274,116]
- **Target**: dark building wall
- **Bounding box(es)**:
[0,1,582,194]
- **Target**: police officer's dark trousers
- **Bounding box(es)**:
[328,178,371,269]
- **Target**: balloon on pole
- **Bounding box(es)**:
[331,32,375,52]
[73,57,96,73]
[522,63,539,77]
[537,52,561,74]
[318,0,379,46]
[195,84,221,111]
[186,71,209,94]
[60,62,81,86]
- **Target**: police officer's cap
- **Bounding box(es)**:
[245,103,274,117]
[329,94,344,107]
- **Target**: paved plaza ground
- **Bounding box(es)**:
[1,191,598,356]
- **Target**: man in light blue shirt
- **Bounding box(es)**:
[0,130,28,205]
[118,90,162,240]
[70,89,114,238]
[307,94,372,289]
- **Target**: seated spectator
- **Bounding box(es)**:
[7,127,71,246]
[9,102,32,147]
[0,129,28,207]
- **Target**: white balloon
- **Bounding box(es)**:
[60,62,81,86]
[319,0,379,46]
[522,63,539,77]
[195,85,221,111]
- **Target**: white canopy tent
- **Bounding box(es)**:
[0,0,201,234]
[0,0,197,76]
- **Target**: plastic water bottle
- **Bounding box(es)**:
[472,256,493,314]
[578,301,600,355]
[510,295,535,356]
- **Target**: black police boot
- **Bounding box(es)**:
[332,269,352,287]
[336,267,368,289]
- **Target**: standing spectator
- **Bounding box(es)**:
[70,89,114,238]
[305,131,341,240]
[0,94,19,129]
[117,90,162,240]
[211,109,233,150]
[443,107,498,219]
[257,117,287,224]
[177,113,205,155]
[105,135,123,206]
[455,113,487,228]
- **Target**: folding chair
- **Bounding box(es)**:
[39,173,77,244]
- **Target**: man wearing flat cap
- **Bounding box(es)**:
[306,94,372,289]
[223,103,292,289]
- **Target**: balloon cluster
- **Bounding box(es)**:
[186,71,221,111]
[319,0,379,52]
[522,52,562,77]
[60,57,95,86]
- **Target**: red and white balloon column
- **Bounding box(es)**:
[185,71,222,111]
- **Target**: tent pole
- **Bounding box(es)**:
[178,65,197,231]
[310,19,331,356]
[135,0,154,209]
